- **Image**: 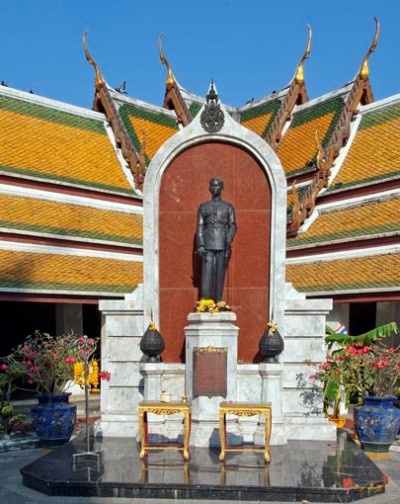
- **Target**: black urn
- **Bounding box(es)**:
[140,323,165,362]
[259,324,284,363]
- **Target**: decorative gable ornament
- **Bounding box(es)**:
[200,81,224,133]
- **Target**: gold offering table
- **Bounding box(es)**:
[219,402,272,463]
[139,401,191,461]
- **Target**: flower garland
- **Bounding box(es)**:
[73,359,106,393]
[195,299,232,313]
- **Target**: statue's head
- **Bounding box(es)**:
[209,177,224,196]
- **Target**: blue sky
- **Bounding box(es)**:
[1,0,399,109]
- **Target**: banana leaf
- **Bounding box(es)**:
[325,322,398,350]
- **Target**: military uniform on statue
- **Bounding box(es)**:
[196,177,237,301]
[185,176,240,447]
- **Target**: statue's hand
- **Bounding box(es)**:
[197,246,205,256]
[224,246,231,265]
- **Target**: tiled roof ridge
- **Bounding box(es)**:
[359,93,400,115]
[161,77,192,126]
[265,78,308,149]
[93,83,146,189]
[83,34,146,190]
[264,25,312,149]
[289,83,353,114]
[318,188,400,214]
[158,34,192,126]
[287,73,374,237]
[109,88,177,118]
[0,84,104,121]
[236,87,289,112]
[287,193,400,250]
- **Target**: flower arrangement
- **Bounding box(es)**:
[195,299,232,313]
[308,342,400,398]
[0,331,110,396]
[307,322,399,400]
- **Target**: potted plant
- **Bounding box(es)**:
[0,331,108,447]
[307,322,400,452]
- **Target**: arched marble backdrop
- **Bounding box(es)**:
[159,141,271,363]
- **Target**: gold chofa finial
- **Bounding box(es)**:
[359,17,380,80]
[295,25,312,85]
[83,31,105,90]
[159,33,175,90]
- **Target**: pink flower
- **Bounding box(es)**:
[334,370,341,376]
[309,374,317,380]
[0,363,8,371]
[87,339,94,346]
[51,352,57,359]
[65,356,76,363]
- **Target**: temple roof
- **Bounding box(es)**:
[0,22,397,303]
[0,245,142,295]
[328,95,400,191]
[0,88,135,196]
[109,89,179,165]
[286,252,399,296]
[0,86,143,300]
[276,89,349,177]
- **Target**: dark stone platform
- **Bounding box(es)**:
[20,431,386,502]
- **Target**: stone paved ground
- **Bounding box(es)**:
[1,447,399,504]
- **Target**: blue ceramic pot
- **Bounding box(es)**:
[354,396,400,453]
[31,393,77,447]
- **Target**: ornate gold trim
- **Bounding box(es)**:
[359,17,380,81]
[218,402,272,463]
[83,31,105,90]
[295,25,312,85]
[159,33,175,90]
[194,345,228,355]
[138,401,191,461]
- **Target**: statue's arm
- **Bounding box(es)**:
[196,206,205,254]
[226,205,237,246]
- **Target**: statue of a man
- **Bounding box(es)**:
[196,177,237,301]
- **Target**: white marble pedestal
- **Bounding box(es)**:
[185,312,239,447]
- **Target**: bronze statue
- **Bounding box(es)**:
[196,177,237,301]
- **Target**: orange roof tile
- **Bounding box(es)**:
[286,253,399,293]
[277,98,344,176]
[0,194,142,246]
[0,248,142,293]
[240,99,280,138]
[0,95,133,194]
[118,104,178,164]
[288,198,400,247]
[330,103,400,189]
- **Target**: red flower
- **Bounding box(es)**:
[99,371,111,381]
[334,370,341,375]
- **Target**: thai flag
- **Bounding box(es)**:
[334,323,348,335]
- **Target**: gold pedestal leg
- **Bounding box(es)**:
[182,410,190,460]
[139,410,147,459]
[219,411,226,461]
[264,409,271,463]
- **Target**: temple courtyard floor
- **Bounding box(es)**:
[0,430,398,504]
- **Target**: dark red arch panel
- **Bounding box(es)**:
[159,142,271,363]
